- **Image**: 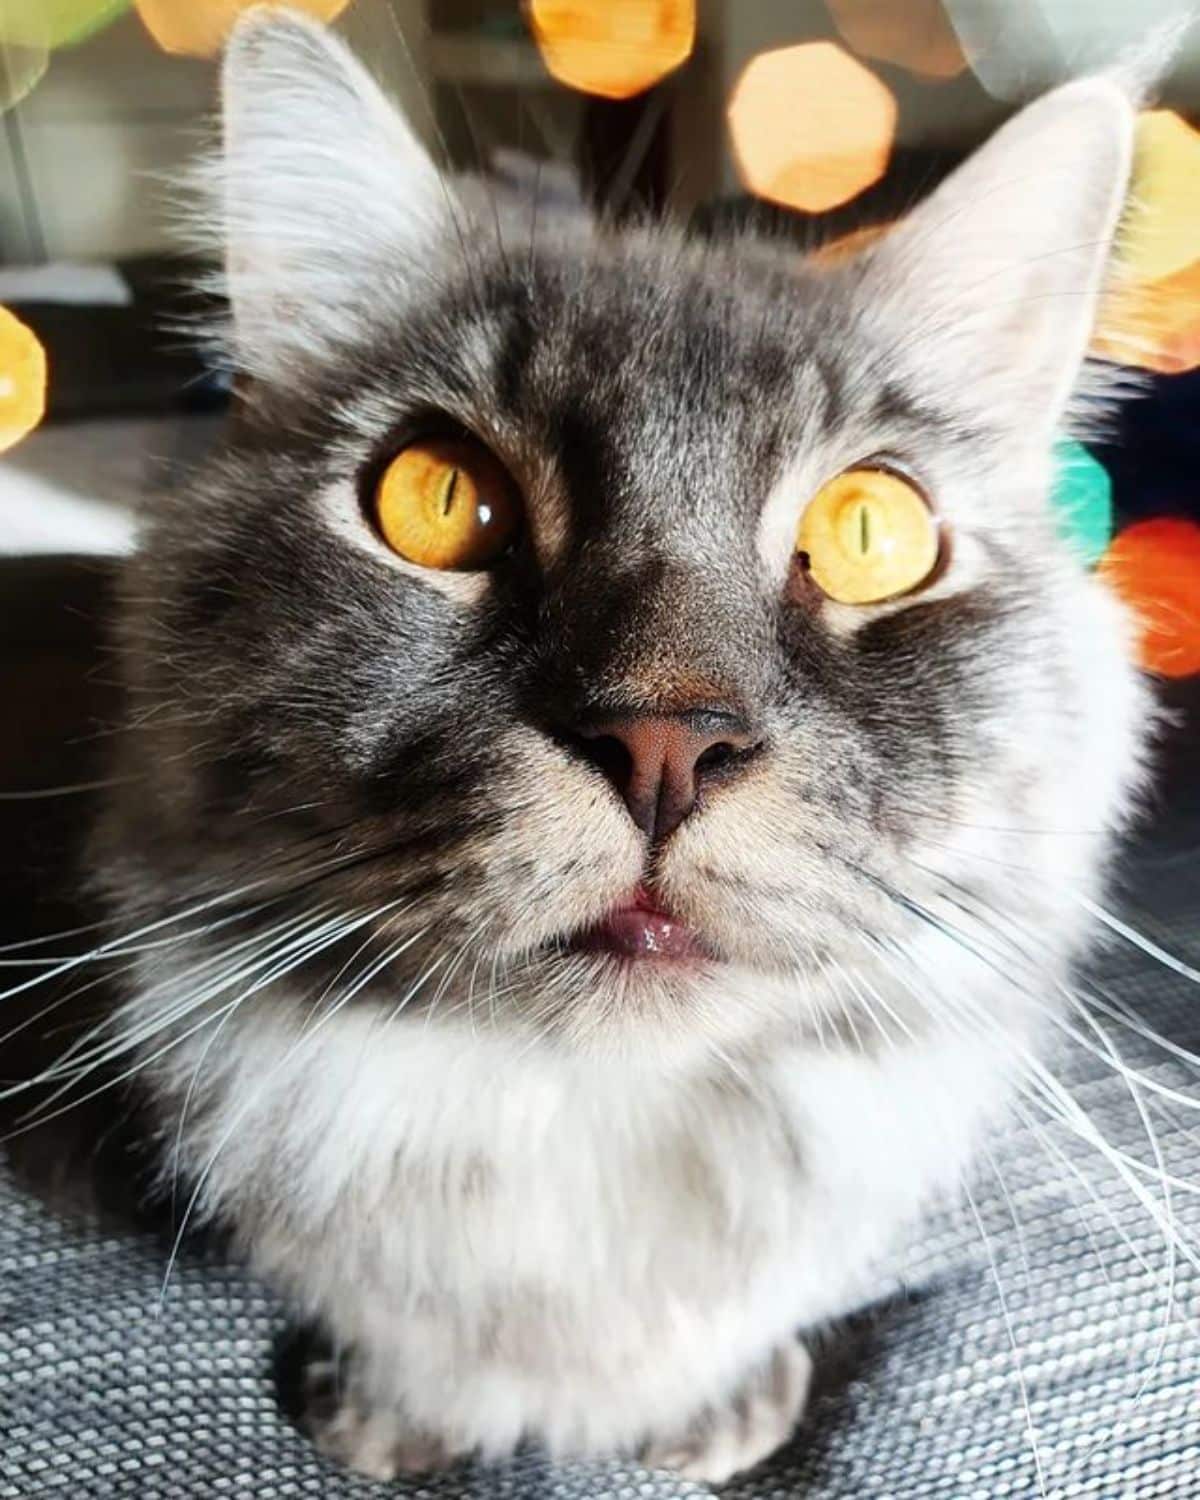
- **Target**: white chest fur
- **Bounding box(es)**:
[151,968,1023,1457]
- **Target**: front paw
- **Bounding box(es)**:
[641,1337,812,1485]
[299,1341,466,1481]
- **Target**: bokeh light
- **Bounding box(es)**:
[1050,440,1112,568]
[1122,111,1200,286]
[1099,518,1200,679]
[728,43,896,213]
[526,0,695,101]
[136,0,352,59]
[1092,261,1200,376]
[0,305,47,455]
[0,0,128,50]
[825,0,966,80]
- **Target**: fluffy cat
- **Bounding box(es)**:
[91,7,1152,1483]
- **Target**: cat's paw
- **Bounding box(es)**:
[300,1345,464,1480]
[641,1338,812,1485]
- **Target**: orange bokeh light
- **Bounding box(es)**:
[135,0,351,59]
[1099,519,1200,679]
[728,43,896,214]
[1092,259,1200,376]
[825,0,966,80]
[526,0,695,101]
[0,305,47,455]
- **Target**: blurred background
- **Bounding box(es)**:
[0,0,1197,676]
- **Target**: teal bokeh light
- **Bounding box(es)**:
[1050,439,1112,568]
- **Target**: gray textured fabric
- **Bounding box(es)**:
[3,873,1199,1498]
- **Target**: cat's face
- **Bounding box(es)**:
[111,14,1148,1062]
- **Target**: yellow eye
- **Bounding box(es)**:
[373,437,522,570]
[796,468,939,604]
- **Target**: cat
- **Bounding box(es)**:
[87,7,1153,1484]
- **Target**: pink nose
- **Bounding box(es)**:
[576,710,759,842]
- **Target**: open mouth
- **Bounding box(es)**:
[567,885,710,962]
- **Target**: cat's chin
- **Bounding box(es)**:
[507,896,809,1065]
[513,945,806,1067]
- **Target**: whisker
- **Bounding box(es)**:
[0,821,451,1006]
[1077,895,1200,988]
[2,906,355,1133]
[858,874,1200,1259]
[157,919,434,1303]
[24,903,343,1092]
[962,1173,1049,1500]
[0,775,133,801]
[166,897,408,1225]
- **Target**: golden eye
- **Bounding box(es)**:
[373,436,522,570]
[796,468,939,605]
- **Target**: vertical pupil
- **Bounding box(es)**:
[858,502,871,555]
[440,467,460,517]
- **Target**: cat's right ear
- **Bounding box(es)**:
[212,6,451,384]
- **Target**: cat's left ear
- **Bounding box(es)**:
[215,7,450,383]
[865,79,1135,434]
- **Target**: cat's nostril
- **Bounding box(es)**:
[693,741,738,776]
[576,732,633,789]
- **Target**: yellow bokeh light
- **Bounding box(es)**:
[135,0,351,59]
[0,305,47,454]
[728,44,896,214]
[1121,111,1200,286]
[825,0,966,80]
[526,0,695,101]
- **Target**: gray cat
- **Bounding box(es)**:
[91,8,1152,1483]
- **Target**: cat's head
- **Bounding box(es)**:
[110,10,1149,1064]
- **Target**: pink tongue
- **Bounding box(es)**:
[581,906,700,959]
